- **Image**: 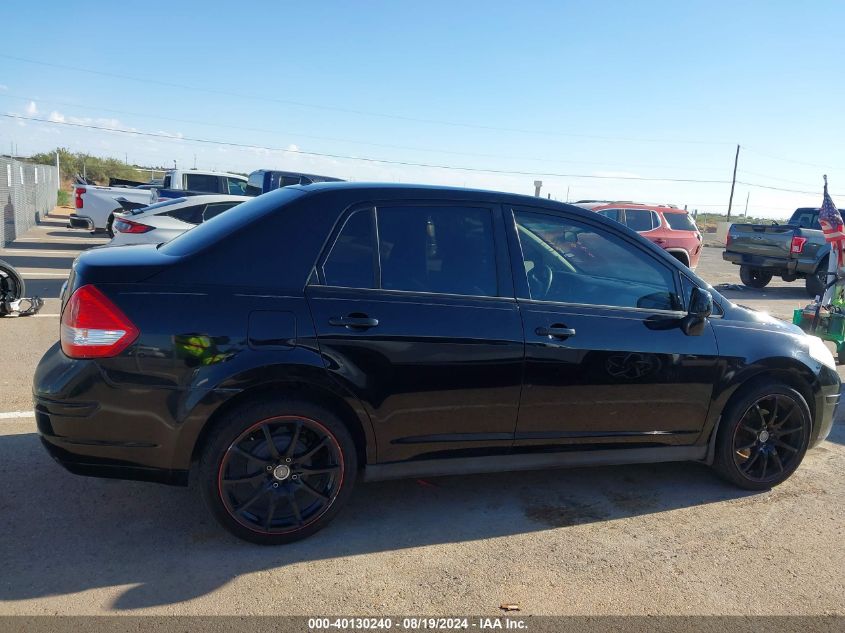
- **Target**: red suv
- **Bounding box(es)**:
[576,201,702,269]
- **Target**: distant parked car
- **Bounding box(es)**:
[109,195,250,246]
[71,169,248,236]
[723,207,829,296]
[575,201,703,269]
[245,170,344,196]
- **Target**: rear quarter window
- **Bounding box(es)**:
[664,213,698,231]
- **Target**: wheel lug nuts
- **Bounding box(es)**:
[292,474,299,480]
[285,458,291,463]
[272,482,279,488]
[266,465,273,471]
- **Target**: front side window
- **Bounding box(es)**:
[226,177,247,195]
[623,209,657,232]
[322,210,376,289]
[597,209,621,222]
[514,210,680,311]
[377,206,497,297]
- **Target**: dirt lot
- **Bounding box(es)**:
[0,215,843,616]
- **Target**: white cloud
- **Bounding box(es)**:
[25,101,38,116]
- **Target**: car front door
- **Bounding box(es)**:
[507,207,720,448]
[306,201,523,463]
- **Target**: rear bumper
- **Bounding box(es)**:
[67,214,94,230]
[33,343,190,486]
[722,251,817,275]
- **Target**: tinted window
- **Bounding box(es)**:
[162,174,172,189]
[281,175,302,187]
[226,177,247,195]
[514,210,680,311]
[322,210,376,288]
[377,206,497,297]
[597,209,620,222]
[665,212,698,231]
[184,173,220,193]
[165,204,206,225]
[203,202,240,221]
[791,210,820,229]
[624,209,656,231]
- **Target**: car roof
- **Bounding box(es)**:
[588,202,687,213]
[172,170,247,179]
[288,181,593,213]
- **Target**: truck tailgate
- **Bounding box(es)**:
[728,224,794,258]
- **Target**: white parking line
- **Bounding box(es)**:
[0,411,34,419]
[20,272,69,278]
[0,249,82,256]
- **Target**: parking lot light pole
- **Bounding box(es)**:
[727,144,740,220]
[534,180,543,197]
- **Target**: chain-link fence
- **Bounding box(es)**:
[0,156,59,246]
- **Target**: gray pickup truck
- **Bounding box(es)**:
[723,207,829,297]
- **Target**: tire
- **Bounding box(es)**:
[739,265,772,289]
[712,381,812,490]
[106,215,115,239]
[0,258,26,304]
[805,257,828,298]
[199,397,357,545]
[838,348,845,366]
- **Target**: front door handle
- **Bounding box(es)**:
[329,315,379,329]
[535,325,576,339]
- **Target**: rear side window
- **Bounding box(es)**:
[322,210,376,289]
[162,174,172,189]
[184,173,220,193]
[377,206,497,297]
[597,209,621,222]
[665,212,698,231]
[203,202,240,222]
[165,204,206,225]
[281,175,303,187]
[624,209,658,232]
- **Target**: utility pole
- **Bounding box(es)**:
[727,144,740,220]
[534,180,543,197]
[56,151,60,182]
[566,186,570,202]
[744,191,750,217]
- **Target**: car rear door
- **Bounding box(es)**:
[507,206,720,448]
[306,201,523,463]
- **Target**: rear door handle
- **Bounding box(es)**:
[535,325,576,339]
[328,315,379,329]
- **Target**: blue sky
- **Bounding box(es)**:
[1,0,843,218]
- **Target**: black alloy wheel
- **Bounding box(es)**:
[200,399,357,544]
[713,383,811,490]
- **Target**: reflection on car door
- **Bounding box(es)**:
[306,202,523,463]
[508,207,720,448]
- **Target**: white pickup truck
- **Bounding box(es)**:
[69,169,248,236]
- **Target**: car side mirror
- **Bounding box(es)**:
[682,287,712,336]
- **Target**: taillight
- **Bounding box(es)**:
[726,233,732,247]
[74,187,85,209]
[61,285,139,359]
[113,218,153,234]
[791,236,808,254]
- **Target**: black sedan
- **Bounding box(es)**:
[34,183,840,544]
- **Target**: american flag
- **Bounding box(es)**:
[819,175,845,267]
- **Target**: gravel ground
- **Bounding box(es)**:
[0,215,843,616]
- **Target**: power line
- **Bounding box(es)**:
[0,53,733,146]
[2,113,736,184]
[744,146,845,171]
[0,93,732,172]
